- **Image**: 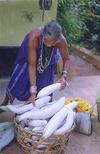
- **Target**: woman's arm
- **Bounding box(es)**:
[28,34,37,87]
[27,32,38,103]
[58,39,70,73]
[57,39,70,89]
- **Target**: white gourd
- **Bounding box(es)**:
[65,101,80,110]
[37,83,61,98]
[6,103,35,114]
[32,126,44,132]
[0,131,4,139]
[13,103,25,108]
[43,106,70,139]
[0,106,10,112]
[28,120,47,127]
[0,122,13,132]
[0,103,25,112]
[0,128,15,151]
[17,97,65,121]
[35,96,51,108]
[37,144,46,149]
[54,109,75,135]
[41,101,56,110]
[24,127,30,131]
[20,120,28,128]
[32,136,39,141]
[47,101,55,105]
[43,101,79,139]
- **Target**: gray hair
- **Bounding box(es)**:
[42,20,62,40]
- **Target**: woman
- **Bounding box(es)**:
[1,20,70,106]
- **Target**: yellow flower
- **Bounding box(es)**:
[64,97,92,113]
[74,97,81,101]
[76,98,91,112]
[64,98,74,105]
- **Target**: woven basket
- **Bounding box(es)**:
[14,118,75,154]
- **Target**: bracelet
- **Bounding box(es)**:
[62,70,68,80]
[62,70,68,75]
[30,85,37,94]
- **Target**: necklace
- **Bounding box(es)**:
[37,40,54,73]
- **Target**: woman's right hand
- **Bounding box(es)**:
[26,93,36,104]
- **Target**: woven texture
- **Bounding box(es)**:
[14,119,75,154]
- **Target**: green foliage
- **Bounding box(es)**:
[57,0,100,53]
[83,1,100,51]
[57,0,83,48]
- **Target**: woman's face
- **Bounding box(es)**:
[43,37,59,47]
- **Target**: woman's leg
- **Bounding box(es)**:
[2,93,10,105]
[2,93,14,105]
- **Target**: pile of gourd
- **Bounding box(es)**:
[0,122,15,151]
[1,83,80,139]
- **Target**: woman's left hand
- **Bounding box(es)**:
[57,77,68,90]
[26,93,36,104]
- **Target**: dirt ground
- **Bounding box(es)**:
[69,53,100,76]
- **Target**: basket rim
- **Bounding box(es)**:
[14,117,75,138]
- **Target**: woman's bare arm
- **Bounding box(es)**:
[56,39,70,89]
[57,39,70,73]
[28,34,37,87]
[27,31,39,103]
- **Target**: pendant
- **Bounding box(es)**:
[37,64,44,73]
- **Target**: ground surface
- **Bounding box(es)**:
[0,54,100,154]
[70,54,100,76]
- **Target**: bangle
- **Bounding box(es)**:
[30,86,37,94]
[62,70,68,80]
[62,70,68,75]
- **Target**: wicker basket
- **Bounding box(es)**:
[14,118,75,154]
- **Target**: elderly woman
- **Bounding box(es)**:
[1,20,70,106]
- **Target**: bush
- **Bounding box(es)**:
[57,0,83,50]
[57,0,100,53]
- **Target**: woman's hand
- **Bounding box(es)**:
[57,77,68,90]
[26,93,36,104]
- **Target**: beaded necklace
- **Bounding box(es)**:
[37,39,54,73]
